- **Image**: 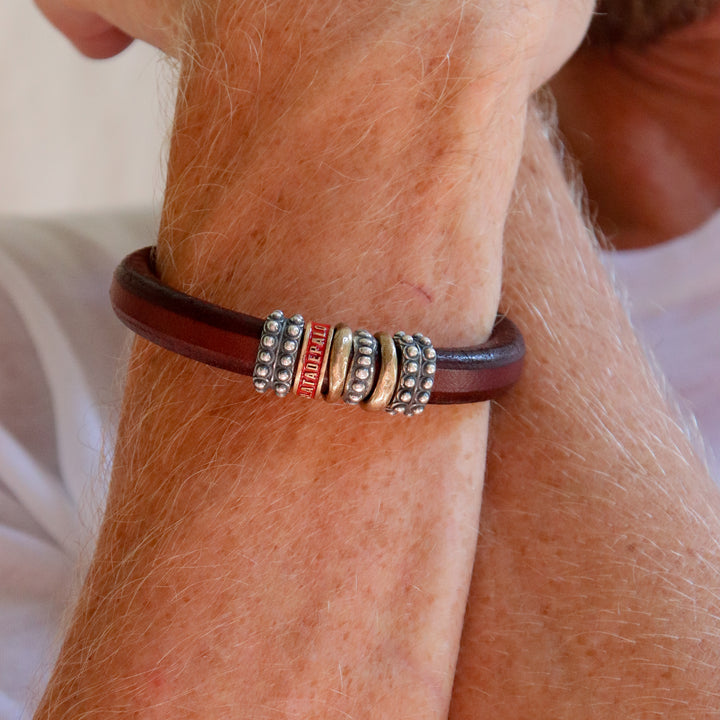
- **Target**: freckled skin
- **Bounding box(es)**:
[450,113,720,720]
[32,3,632,720]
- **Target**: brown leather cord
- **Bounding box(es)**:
[110,247,525,404]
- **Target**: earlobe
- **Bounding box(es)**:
[34,0,134,59]
[34,0,172,57]
[528,0,596,91]
[70,24,134,59]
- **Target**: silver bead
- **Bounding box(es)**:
[342,330,378,405]
[386,331,435,416]
[274,313,305,397]
[254,311,285,393]
[253,310,305,397]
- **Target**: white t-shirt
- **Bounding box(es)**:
[0,212,153,719]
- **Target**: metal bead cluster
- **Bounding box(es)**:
[254,310,435,414]
[342,330,378,405]
[253,310,304,397]
[386,332,436,416]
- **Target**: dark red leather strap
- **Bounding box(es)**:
[110,247,525,404]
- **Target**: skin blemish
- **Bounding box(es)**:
[148,669,165,691]
[398,280,433,303]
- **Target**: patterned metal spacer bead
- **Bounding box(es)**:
[412,332,435,413]
[253,311,305,397]
[274,313,305,397]
[363,332,399,412]
[386,331,435,416]
[342,329,378,405]
[325,324,354,403]
[254,310,285,393]
[293,320,333,400]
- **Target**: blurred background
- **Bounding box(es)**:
[0,3,170,216]
[0,14,172,714]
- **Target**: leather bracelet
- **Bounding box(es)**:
[110,247,525,411]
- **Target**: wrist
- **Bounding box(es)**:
[157,5,541,346]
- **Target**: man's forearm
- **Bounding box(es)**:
[451,108,720,718]
[157,0,536,332]
[34,3,546,717]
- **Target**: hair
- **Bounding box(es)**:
[588,0,720,44]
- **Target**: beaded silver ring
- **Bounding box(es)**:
[386,332,436,415]
[253,310,286,393]
[253,311,305,396]
[342,329,378,405]
[274,313,305,397]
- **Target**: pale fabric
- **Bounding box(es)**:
[0,4,170,217]
[0,212,155,719]
[608,212,720,480]
[0,211,716,719]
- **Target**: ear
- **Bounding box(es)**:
[34,0,134,58]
